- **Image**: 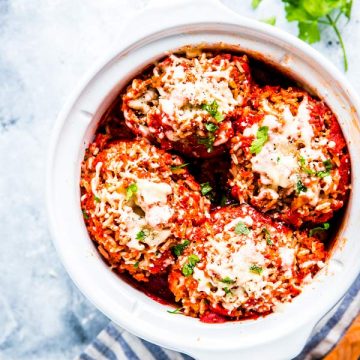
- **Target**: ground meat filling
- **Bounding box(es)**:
[168,205,327,319]
[122,53,252,158]
[229,86,351,227]
[80,136,210,282]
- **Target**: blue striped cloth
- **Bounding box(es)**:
[77,272,360,360]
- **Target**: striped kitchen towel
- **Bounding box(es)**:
[77,272,360,360]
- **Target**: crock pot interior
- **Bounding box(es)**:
[48,22,360,358]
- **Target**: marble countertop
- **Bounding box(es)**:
[0,1,359,359]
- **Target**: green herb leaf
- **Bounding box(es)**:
[136,230,147,241]
[262,16,277,25]
[171,240,190,257]
[262,228,273,245]
[309,222,330,237]
[342,0,353,19]
[249,264,263,275]
[220,195,228,207]
[198,134,215,153]
[223,287,232,295]
[182,254,200,276]
[235,221,251,235]
[82,209,89,220]
[221,276,235,284]
[316,159,333,178]
[296,179,308,194]
[200,182,213,196]
[126,183,138,200]
[250,126,269,154]
[252,0,262,9]
[134,261,139,268]
[188,254,200,267]
[181,264,194,276]
[167,307,183,314]
[299,21,321,43]
[201,100,224,122]
[94,195,101,203]
[299,156,315,175]
[170,163,189,171]
[205,123,219,132]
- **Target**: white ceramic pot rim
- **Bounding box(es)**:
[47,1,360,359]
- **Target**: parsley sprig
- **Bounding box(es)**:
[200,182,213,196]
[170,163,189,172]
[235,222,251,235]
[299,156,333,178]
[126,183,138,200]
[250,126,269,155]
[201,100,224,122]
[281,0,353,71]
[167,307,183,315]
[198,134,215,153]
[171,240,190,257]
[309,222,330,237]
[221,276,236,284]
[249,264,263,275]
[182,254,200,276]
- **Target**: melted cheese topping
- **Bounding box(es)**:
[125,54,248,142]
[191,214,298,312]
[250,98,314,189]
[86,142,183,266]
[240,96,336,211]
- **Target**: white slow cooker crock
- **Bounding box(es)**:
[47,0,360,359]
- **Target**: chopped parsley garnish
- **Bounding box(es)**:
[220,195,228,207]
[299,156,315,175]
[250,126,269,155]
[170,163,189,171]
[205,123,218,132]
[299,157,333,178]
[309,222,330,237]
[171,240,190,257]
[200,182,213,196]
[82,209,89,220]
[201,100,224,122]
[167,307,183,314]
[136,230,147,241]
[198,134,215,152]
[126,183,138,200]
[182,254,200,276]
[316,160,333,178]
[249,264,263,275]
[223,287,232,295]
[221,276,235,284]
[234,221,251,235]
[296,179,307,194]
[134,261,139,268]
[94,195,101,203]
[262,228,273,245]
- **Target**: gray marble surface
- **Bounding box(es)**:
[0,1,359,359]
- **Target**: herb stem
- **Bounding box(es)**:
[334,10,342,24]
[326,14,348,71]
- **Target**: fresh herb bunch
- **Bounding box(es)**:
[252,0,353,71]
[282,0,352,71]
